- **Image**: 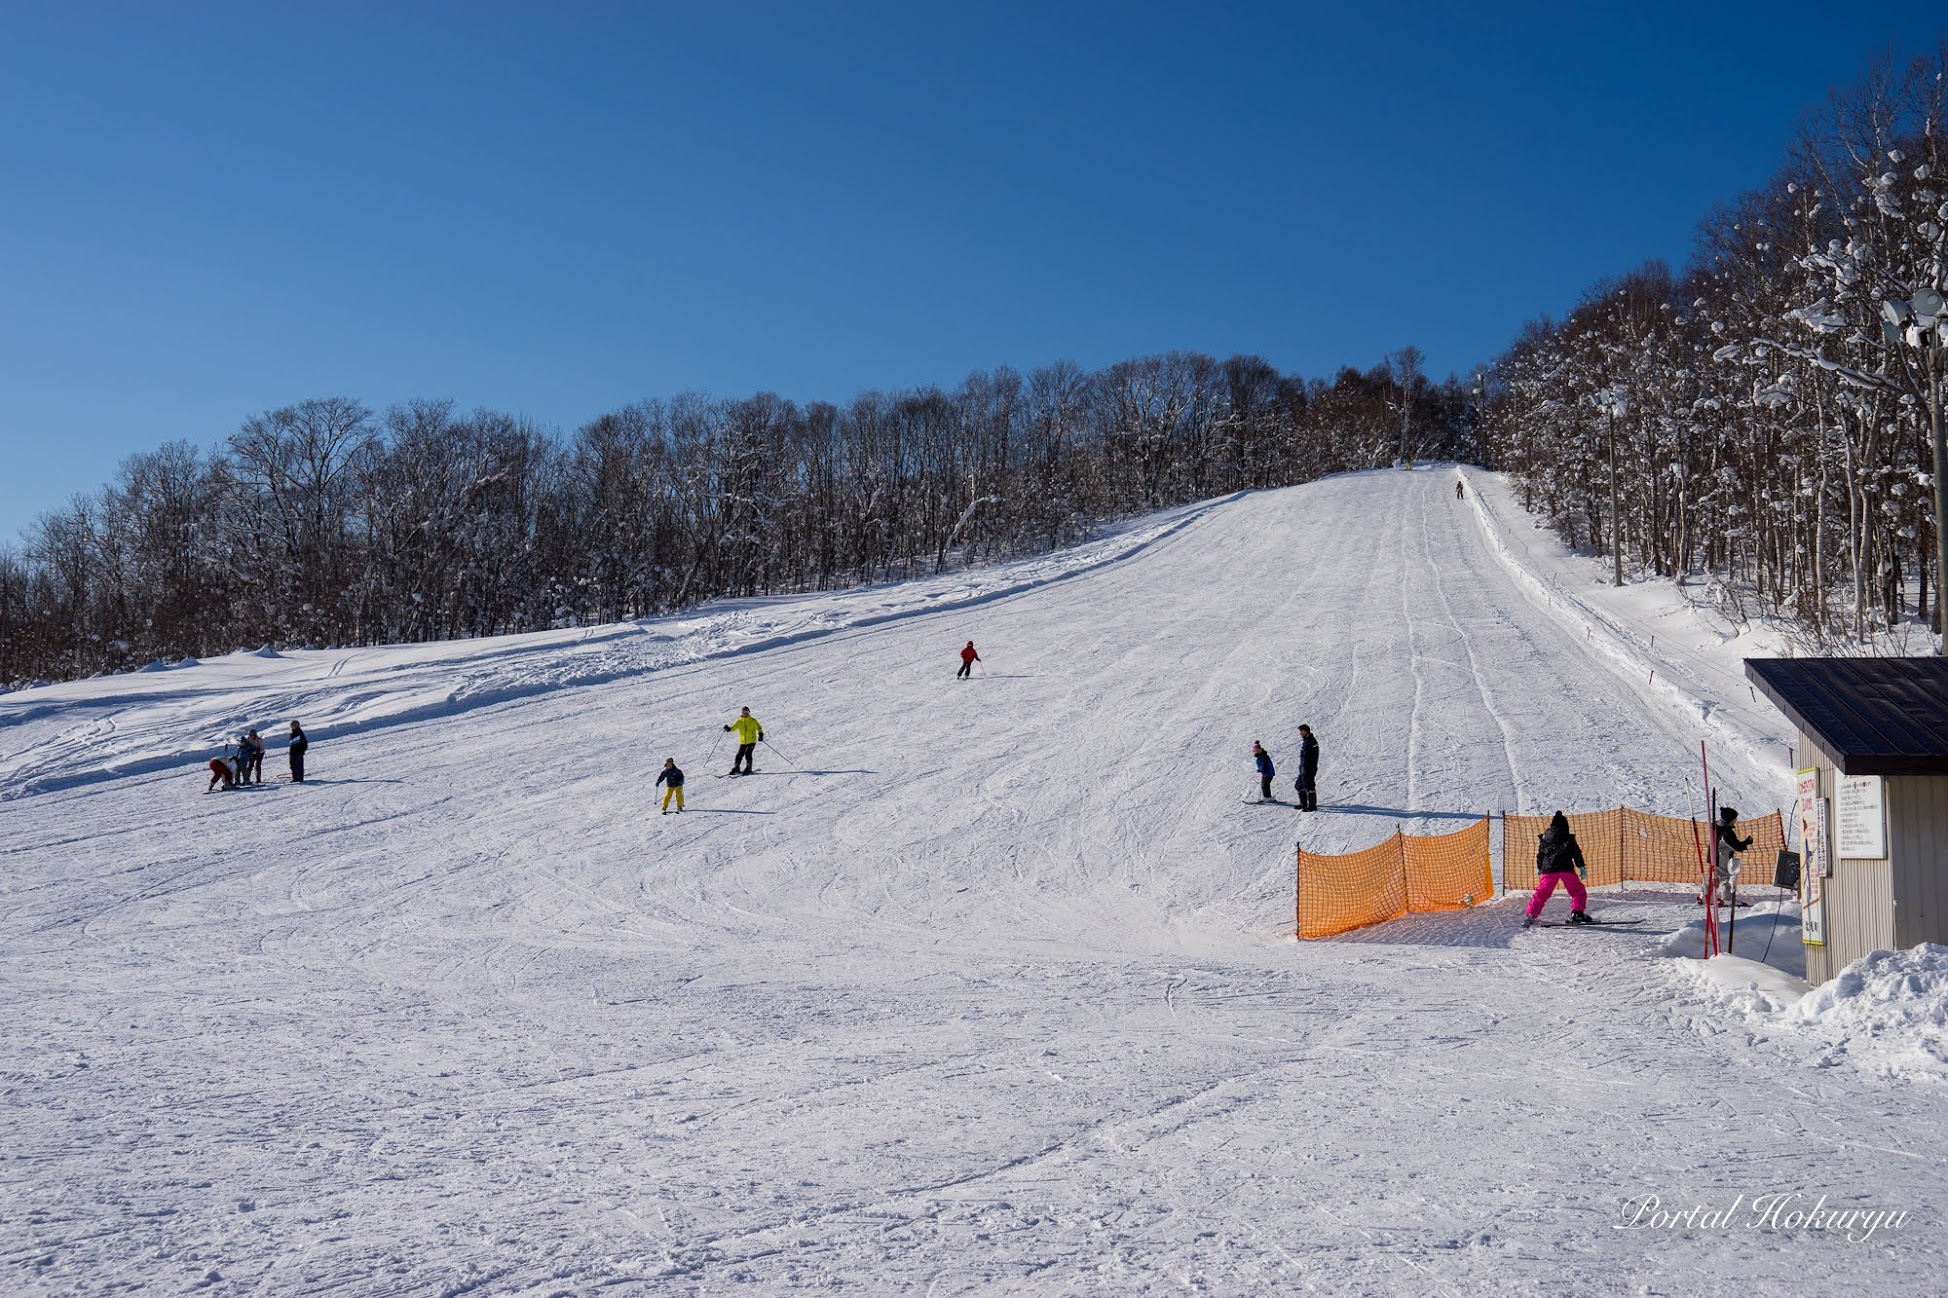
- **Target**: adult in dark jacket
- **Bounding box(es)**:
[287,721,309,783]
[1524,811,1592,926]
[1252,741,1276,801]
[1294,725,1320,811]
[1707,807,1752,905]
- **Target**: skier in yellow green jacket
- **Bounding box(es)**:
[723,707,764,775]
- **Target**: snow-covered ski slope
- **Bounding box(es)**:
[4,468,1942,1296]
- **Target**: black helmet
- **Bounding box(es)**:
[1718,806,1738,823]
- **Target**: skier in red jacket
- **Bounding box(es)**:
[957,641,981,680]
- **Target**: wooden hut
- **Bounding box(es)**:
[1745,657,1948,983]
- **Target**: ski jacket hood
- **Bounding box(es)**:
[1536,813,1587,876]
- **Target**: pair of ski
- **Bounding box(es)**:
[1531,917,1645,928]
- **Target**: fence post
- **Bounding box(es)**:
[1294,842,1302,940]
[1496,810,1505,897]
[1395,827,1408,916]
[1617,806,1626,893]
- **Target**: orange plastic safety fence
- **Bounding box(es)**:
[1296,835,1408,939]
[1505,809,1789,892]
[1727,812,1789,892]
[1403,817,1494,912]
[1297,809,1787,940]
[1503,810,1624,890]
[1623,807,1704,886]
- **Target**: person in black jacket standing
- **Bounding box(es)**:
[1524,811,1592,926]
[1707,807,1752,905]
[1294,724,1320,811]
[287,721,309,783]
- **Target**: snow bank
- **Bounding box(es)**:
[1783,944,1948,1081]
[1658,901,1805,977]
[1683,953,1812,1016]
[1675,938,1948,1083]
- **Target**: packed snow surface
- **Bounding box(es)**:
[4,468,1944,1295]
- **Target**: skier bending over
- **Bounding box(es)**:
[656,758,686,814]
[1293,724,1320,811]
[958,641,981,680]
[1524,811,1592,926]
[1706,807,1752,905]
[1252,741,1276,801]
[241,728,265,785]
[207,754,237,793]
[724,707,764,775]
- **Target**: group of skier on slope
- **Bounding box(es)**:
[653,706,764,815]
[1250,725,1320,810]
[206,721,308,792]
[1522,805,1753,927]
[653,642,989,815]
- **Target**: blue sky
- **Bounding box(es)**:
[1,3,1943,542]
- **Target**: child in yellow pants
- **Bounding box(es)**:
[656,758,685,814]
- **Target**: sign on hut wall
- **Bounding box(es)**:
[1835,774,1887,860]
[1796,770,1828,946]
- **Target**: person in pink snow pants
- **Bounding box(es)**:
[1524,811,1593,926]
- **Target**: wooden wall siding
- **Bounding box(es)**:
[1826,856,1897,973]
[1890,776,1948,949]
[1800,739,1897,978]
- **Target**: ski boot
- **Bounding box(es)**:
[1568,910,1594,925]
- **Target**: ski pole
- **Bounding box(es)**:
[761,737,796,769]
[708,728,728,766]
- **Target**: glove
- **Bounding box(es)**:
[757,733,765,742]
[723,725,732,732]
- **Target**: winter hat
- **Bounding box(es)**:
[664,757,675,765]
[1718,807,1739,823]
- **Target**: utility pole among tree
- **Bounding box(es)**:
[1597,388,1626,587]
